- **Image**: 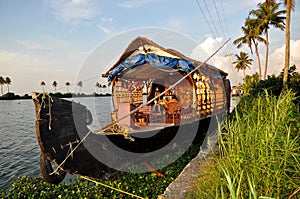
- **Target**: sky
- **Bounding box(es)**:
[0,0,299,95]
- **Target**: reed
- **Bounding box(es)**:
[188,90,300,199]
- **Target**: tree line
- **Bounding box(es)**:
[40,80,108,95]
[232,0,295,94]
[0,76,12,96]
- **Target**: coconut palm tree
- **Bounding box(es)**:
[95,82,101,94]
[0,76,5,96]
[52,81,58,92]
[5,77,11,93]
[233,19,266,80]
[282,0,296,93]
[65,82,70,93]
[249,1,286,79]
[102,84,107,94]
[77,81,83,93]
[40,81,46,92]
[233,52,253,79]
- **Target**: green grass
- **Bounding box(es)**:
[187,90,300,199]
[1,141,201,198]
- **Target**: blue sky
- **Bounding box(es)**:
[0,0,299,95]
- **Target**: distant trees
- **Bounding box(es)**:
[52,81,58,92]
[234,1,286,80]
[95,82,108,94]
[233,52,253,79]
[233,19,266,80]
[65,82,70,93]
[37,80,107,95]
[0,76,12,96]
[95,82,101,93]
[5,77,11,93]
[40,81,46,92]
[77,81,83,93]
[249,1,285,79]
[0,76,5,96]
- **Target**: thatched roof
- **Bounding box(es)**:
[102,36,228,78]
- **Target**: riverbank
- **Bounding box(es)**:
[186,90,300,199]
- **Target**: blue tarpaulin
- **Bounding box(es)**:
[107,53,194,82]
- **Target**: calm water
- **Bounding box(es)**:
[0,97,112,190]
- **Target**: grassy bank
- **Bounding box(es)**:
[187,90,300,199]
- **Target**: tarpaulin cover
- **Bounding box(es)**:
[107,53,194,82]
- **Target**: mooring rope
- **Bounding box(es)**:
[50,38,231,175]
[79,175,145,199]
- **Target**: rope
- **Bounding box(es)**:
[33,92,53,130]
[94,38,231,134]
[79,175,145,199]
[50,38,231,176]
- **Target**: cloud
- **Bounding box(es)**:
[16,40,50,50]
[223,0,262,15]
[98,25,110,33]
[190,36,242,85]
[0,50,52,68]
[97,17,114,33]
[117,0,163,9]
[0,49,78,94]
[44,0,101,24]
[269,40,300,75]
[72,0,87,5]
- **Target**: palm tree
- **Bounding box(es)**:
[249,2,286,79]
[52,81,58,92]
[95,82,101,94]
[0,76,5,96]
[282,0,296,93]
[233,52,253,79]
[233,19,266,80]
[102,84,107,94]
[77,81,83,93]
[5,77,11,93]
[65,82,70,93]
[40,81,46,92]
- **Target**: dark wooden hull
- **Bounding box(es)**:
[32,93,227,180]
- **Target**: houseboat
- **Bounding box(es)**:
[32,36,231,184]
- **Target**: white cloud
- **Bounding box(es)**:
[0,49,77,95]
[0,50,52,68]
[117,0,163,9]
[97,17,114,33]
[44,0,101,24]
[16,40,50,50]
[100,17,113,23]
[98,25,110,33]
[72,0,87,5]
[269,40,300,75]
[223,0,262,15]
[190,36,242,85]
[168,19,183,30]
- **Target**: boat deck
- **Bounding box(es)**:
[132,122,176,133]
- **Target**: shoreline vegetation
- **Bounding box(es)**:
[0,92,112,100]
[1,74,299,198]
[187,90,300,199]
[186,72,300,198]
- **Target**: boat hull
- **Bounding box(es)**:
[32,93,226,180]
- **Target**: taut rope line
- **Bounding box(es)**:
[50,38,231,175]
[79,175,145,199]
